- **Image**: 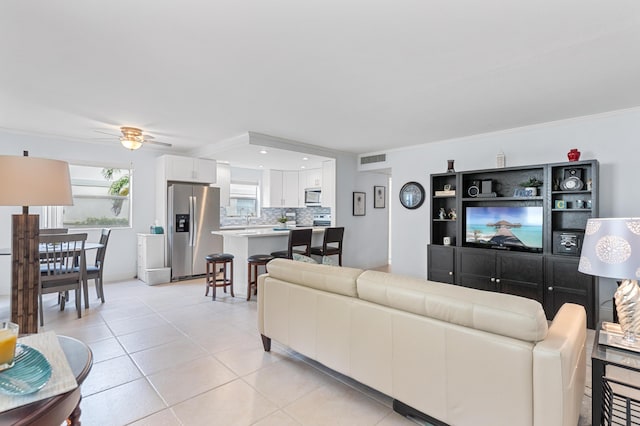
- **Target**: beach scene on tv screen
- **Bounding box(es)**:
[465,206,543,249]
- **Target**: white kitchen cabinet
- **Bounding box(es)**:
[263,169,299,207]
[298,168,322,207]
[321,160,336,210]
[215,162,231,207]
[300,168,322,188]
[137,234,170,285]
[161,155,216,184]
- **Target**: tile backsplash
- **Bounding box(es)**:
[221,206,330,227]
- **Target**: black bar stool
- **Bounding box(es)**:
[271,228,313,259]
[205,253,234,301]
[310,227,344,266]
[246,254,274,301]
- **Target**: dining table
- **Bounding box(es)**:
[0,241,104,309]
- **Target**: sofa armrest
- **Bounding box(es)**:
[532,303,587,426]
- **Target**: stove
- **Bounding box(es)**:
[313,214,332,227]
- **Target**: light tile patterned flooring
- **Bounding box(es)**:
[2,278,595,425]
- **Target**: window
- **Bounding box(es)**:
[227,182,259,217]
[45,165,132,228]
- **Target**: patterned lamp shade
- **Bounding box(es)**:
[578,218,640,280]
[579,217,640,343]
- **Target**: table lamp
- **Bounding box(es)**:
[0,152,73,333]
[578,217,640,344]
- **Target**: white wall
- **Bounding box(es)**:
[0,134,161,295]
[383,107,640,317]
[334,154,390,269]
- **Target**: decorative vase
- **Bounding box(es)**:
[615,279,640,343]
[567,148,581,162]
[447,160,455,173]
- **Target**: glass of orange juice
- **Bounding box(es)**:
[0,322,18,370]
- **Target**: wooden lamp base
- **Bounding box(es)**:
[11,213,39,334]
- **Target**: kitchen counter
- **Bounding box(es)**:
[213,227,325,238]
[212,227,325,297]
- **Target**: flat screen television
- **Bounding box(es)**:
[465,206,543,253]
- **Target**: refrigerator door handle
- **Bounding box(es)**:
[189,195,195,247]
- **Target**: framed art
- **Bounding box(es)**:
[374,186,386,209]
[353,192,366,216]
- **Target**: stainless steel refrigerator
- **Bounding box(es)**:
[167,183,222,280]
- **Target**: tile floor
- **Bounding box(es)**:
[3,279,595,425]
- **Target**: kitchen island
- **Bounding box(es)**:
[211,227,325,297]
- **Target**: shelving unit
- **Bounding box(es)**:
[427,159,599,327]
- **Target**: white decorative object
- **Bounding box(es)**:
[496,151,506,168]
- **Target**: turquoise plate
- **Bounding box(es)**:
[0,344,52,395]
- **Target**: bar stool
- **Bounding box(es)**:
[271,228,313,259]
[205,253,234,301]
[310,227,345,266]
[246,254,274,301]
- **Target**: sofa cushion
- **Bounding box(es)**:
[357,270,548,342]
[266,258,362,298]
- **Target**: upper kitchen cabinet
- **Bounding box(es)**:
[298,168,322,207]
[322,160,336,210]
[263,169,300,207]
[300,168,322,188]
[215,162,231,207]
[159,155,216,184]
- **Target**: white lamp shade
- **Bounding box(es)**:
[578,217,640,280]
[0,156,73,206]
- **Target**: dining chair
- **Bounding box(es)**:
[310,227,345,266]
[39,228,69,235]
[39,233,87,326]
[85,228,111,303]
[271,228,313,259]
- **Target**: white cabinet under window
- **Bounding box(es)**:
[160,155,216,184]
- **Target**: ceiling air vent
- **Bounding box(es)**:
[360,154,386,165]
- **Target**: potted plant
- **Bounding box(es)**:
[519,177,543,196]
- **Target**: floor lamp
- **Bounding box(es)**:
[0,152,72,334]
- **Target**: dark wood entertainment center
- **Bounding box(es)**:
[427,159,599,328]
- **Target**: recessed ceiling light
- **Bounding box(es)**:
[302,157,309,161]
[258,165,263,168]
[259,149,267,154]
[300,165,306,169]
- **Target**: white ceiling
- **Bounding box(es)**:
[1,1,639,168]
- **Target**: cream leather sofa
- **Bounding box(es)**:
[257,259,586,426]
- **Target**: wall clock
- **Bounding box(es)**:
[399,182,425,209]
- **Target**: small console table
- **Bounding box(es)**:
[0,335,93,425]
[591,325,640,425]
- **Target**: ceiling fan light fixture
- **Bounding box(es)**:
[119,126,144,150]
[120,137,143,150]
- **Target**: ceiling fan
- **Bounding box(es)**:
[94,126,172,150]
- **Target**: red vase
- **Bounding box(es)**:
[567,148,581,162]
